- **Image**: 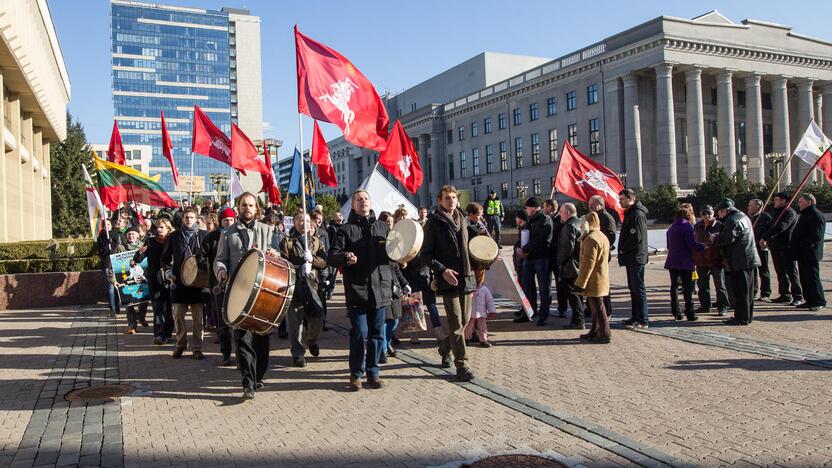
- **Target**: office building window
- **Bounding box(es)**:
[513,108,521,126]
[499,141,508,171]
[530,103,539,121]
[485,144,494,173]
[447,130,453,144]
[514,137,524,168]
[471,121,478,138]
[501,182,509,199]
[472,147,480,175]
[473,186,480,202]
[533,178,541,195]
[568,124,577,146]
[458,126,464,141]
[589,118,600,155]
[484,117,492,134]
[460,151,467,177]
[587,84,598,105]
[549,129,558,162]
[567,91,576,111]
[531,133,540,165]
[448,155,454,179]
[547,97,557,116]
[498,112,506,130]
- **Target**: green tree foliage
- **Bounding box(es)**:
[51,113,91,238]
[638,185,678,223]
[683,166,767,214]
[279,193,341,219]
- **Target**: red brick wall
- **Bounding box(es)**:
[0,270,106,310]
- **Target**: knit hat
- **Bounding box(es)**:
[515,210,529,222]
[715,198,734,210]
[220,208,236,220]
[126,227,140,235]
[525,196,542,208]
[699,204,714,215]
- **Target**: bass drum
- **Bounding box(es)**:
[181,255,209,289]
[386,218,424,264]
[223,249,296,335]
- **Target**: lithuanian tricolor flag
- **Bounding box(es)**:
[92,156,178,210]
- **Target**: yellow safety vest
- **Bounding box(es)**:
[486,199,502,216]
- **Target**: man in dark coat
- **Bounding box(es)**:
[763,192,803,305]
[791,194,826,310]
[421,185,480,382]
[715,198,761,325]
[543,199,564,317]
[328,190,393,391]
[748,199,772,301]
[97,219,125,317]
[618,189,650,329]
[557,203,583,328]
[311,209,332,329]
[161,207,208,359]
[516,197,553,325]
[693,205,729,315]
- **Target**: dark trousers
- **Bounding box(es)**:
[126,303,148,329]
[347,306,386,380]
[558,277,583,325]
[235,329,270,391]
[757,249,772,298]
[486,215,501,244]
[797,254,826,307]
[669,269,695,316]
[587,297,610,339]
[552,268,567,313]
[214,290,232,359]
[521,258,551,323]
[151,297,173,340]
[771,248,802,300]
[727,268,756,324]
[696,266,729,312]
[625,264,649,324]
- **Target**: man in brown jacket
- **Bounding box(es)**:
[692,205,729,315]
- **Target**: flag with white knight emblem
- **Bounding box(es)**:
[378,120,423,194]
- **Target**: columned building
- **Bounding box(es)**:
[0,0,71,241]
[327,11,832,208]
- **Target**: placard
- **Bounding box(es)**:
[109,249,150,306]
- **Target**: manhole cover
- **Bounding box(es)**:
[65,384,135,402]
[465,454,566,468]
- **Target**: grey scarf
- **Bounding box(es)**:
[440,208,472,277]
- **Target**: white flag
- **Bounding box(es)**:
[793,120,832,167]
[230,169,245,201]
[82,164,107,238]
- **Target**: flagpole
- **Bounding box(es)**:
[770,142,832,227]
[753,151,797,228]
[189,150,195,205]
[298,113,309,250]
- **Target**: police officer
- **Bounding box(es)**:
[483,190,504,245]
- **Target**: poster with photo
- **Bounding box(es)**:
[109,249,150,306]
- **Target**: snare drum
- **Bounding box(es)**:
[469,235,499,271]
[223,249,296,335]
[181,255,209,288]
[386,218,424,264]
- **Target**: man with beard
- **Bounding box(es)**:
[214,193,280,400]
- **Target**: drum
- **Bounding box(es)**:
[469,235,499,271]
[223,249,296,335]
[181,255,209,288]
[386,218,424,264]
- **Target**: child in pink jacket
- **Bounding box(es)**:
[464,276,496,347]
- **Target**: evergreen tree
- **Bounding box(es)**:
[51,113,90,238]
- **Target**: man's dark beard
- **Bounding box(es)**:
[240,212,255,222]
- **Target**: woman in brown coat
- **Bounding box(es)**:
[574,212,611,343]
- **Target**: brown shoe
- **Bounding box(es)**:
[349,376,363,391]
[366,376,384,389]
[126,328,136,335]
[193,350,205,360]
[172,347,185,359]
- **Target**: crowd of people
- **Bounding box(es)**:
[95,185,827,400]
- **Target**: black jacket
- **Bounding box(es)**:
[716,208,761,272]
[556,217,581,280]
[751,211,772,244]
[200,229,222,287]
[598,209,617,251]
[402,252,431,294]
[791,205,825,260]
[161,228,208,304]
[97,230,126,269]
[327,210,393,309]
[134,236,169,298]
[420,208,479,294]
[521,210,553,260]
[548,214,562,269]
[316,227,331,284]
[763,207,797,250]
[618,202,649,266]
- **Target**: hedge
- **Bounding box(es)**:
[0,238,100,274]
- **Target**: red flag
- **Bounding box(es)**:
[107,121,125,165]
[378,120,423,194]
[160,110,180,187]
[259,143,282,206]
[554,141,625,220]
[295,25,389,152]
[311,121,337,187]
[191,106,241,173]
[817,148,832,185]
[230,124,269,174]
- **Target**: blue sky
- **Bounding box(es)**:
[48,0,832,161]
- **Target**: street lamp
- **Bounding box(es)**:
[617,172,628,188]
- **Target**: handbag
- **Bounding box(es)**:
[400,292,427,333]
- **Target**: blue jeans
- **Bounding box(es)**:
[103,268,119,314]
[348,306,386,379]
[426,303,441,328]
[625,264,649,324]
[382,318,399,351]
[521,258,551,323]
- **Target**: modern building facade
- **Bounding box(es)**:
[91,144,153,174]
[110,0,262,195]
[0,0,71,241]
[325,11,832,209]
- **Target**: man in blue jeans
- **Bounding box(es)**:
[617,189,650,329]
[328,190,393,391]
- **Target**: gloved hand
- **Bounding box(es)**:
[302,262,313,276]
[403,285,412,295]
[216,269,227,283]
[164,270,175,282]
[303,250,313,263]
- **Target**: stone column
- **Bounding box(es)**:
[429,132,441,204]
[622,73,642,188]
[603,77,623,173]
[654,63,677,187]
[0,72,6,242]
[794,79,815,182]
[745,73,765,183]
[417,134,429,207]
[685,67,706,186]
[717,70,736,174]
[771,78,791,185]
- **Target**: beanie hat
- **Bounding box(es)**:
[525,196,542,208]
[220,208,236,220]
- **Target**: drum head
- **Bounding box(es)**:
[181,256,197,285]
[225,251,262,323]
[386,219,423,262]
[469,235,499,262]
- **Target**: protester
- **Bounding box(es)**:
[310,209,332,329]
[763,192,803,306]
[202,208,236,366]
[464,273,496,347]
[512,210,531,320]
[665,207,705,321]
[618,189,650,329]
[574,212,611,343]
[484,190,503,244]
[135,217,174,345]
[543,199,564,317]
[693,205,729,316]
[516,197,553,326]
[121,227,149,333]
[417,207,428,226]
[377,211,411,361]
[715,198,760,326]
[588,195,616,317]
[557,203,583,329]
[791,194,826,310]
[97,219,124,317]
[748,199,772,302]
